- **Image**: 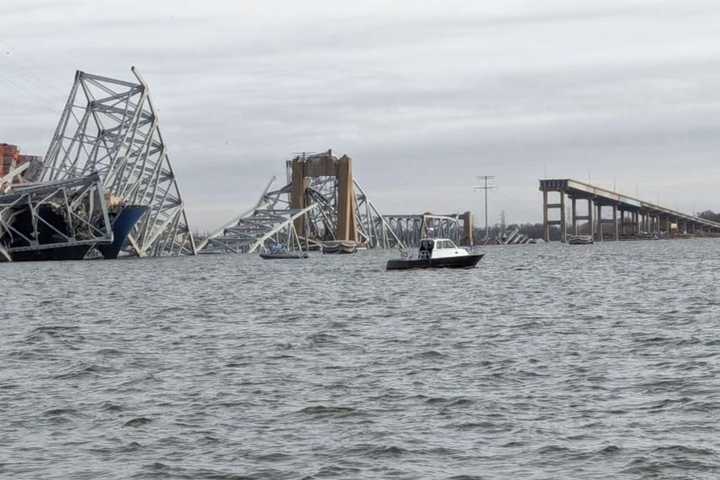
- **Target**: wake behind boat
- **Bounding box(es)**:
[386,238,483,270]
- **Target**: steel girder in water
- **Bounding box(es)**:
[382,213,466,247]
[198,166,405,254]
[41,68,195,257]
[198,179,319,254]
[0,173,113,260]
[353,179,404,249]
[300,175,403,248]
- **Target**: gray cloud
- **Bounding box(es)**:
[2,0,720,230]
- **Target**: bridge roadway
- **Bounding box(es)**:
[539,179,720,242]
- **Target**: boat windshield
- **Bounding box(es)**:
[270,244,287,253]
[434,240,457,249]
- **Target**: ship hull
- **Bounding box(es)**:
[97,205,148,259]
[10,245,93,262]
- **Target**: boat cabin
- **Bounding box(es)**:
[418,238,468,260]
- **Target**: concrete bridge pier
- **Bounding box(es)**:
[620,209,638,237]
[539,179,720,243]
[543,190,567,242]
[613,204,619,241]
[596,202,621,241]
[569,196,594,237]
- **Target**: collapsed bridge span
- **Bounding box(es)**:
[198,150,404,254]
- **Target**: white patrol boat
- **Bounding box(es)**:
[386,238,484,270]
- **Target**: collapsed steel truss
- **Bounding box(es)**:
[0,173,112,259]
[41,68,195,256]
[499,227,532,245]
[383,214,467,247]
[198,178,318,253]
[299,173,404,248]
[198,170,404,254]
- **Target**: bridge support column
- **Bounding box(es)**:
[613,204,619,241]
[634,211,640,235]
[571,197,577,234]
[597,204,604,241]
[560,192,566,242]
[569,196,594,237]
[543,191,549,242]
[542,189,566,242]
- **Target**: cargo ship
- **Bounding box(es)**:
[0,142,152,262]
[0,203,148,262]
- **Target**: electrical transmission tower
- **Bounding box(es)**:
[474,176,496,242]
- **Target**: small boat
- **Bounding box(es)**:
[386,238,484,270]
[322,240,358,254]
[260,244,308,259]
[566,234,594,245]
[260,252,308,259]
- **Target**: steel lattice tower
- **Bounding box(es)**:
[42,67,196,256]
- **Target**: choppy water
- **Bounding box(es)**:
[2,239,720,479]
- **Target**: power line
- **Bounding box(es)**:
[473,175,496,242]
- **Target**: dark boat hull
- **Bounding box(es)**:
[260,253,308,259]
[386,254,484,271]
[322,243,357,254]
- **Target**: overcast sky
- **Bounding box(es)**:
[2,0,720,231]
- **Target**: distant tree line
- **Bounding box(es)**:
[698,210,720,222]
[473,210,720,243]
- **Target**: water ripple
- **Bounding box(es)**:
[2,241,720,478]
